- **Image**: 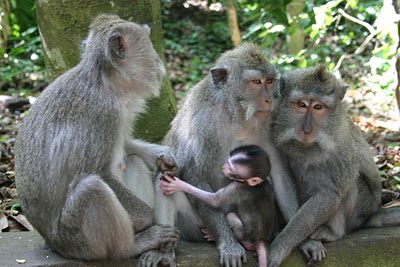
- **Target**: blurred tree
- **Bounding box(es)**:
[393,0,400,116]
[0,0,10,53]
[286,0,305,54]
[35,0,177,142]
[226,0,241,46]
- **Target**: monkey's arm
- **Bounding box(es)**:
[265,141,300,221]
[125,139,176,171]
[357,141,381,202]
[161,175,239,208]
[268,189,341,267]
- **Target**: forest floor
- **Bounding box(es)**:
[0,84,399,232]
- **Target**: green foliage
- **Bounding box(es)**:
[9,0,37,33]
[239,0,395,94]
[0,0,45,94]
[0,26,45,93]
[162,2,232,92]
[240,0,289,50]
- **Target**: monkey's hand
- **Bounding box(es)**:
[139,249,176,267]
[160,175,185,196]
[299,239,326,266]
[156,152,179,177]
[218,240,247,267]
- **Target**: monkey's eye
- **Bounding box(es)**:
[314,104,323,110]
[297,101,307,108]
[266,79,274,84]
[252,79,262,84]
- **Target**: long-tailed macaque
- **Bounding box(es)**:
[268,64,400,266]
[161,145,276,267]
[14,14,179,262]
[139,43,304,267]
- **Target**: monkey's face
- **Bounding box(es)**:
[289,94,331,147]
[274,88,337,152]
[272,66,346,156]
[222,161,249,183]
[238,69,278,122]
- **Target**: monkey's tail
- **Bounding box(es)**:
[363,206,400,228]
[255,240,267,267]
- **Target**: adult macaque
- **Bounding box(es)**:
[161,145,276,267]
[268,64,400,266]
[141,43,303,267]
[14,14,179,262]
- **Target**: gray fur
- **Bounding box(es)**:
[145,43,299,267]
[14,14,179,261]
[268,64,400,266]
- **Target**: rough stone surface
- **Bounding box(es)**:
[0,227,399,266]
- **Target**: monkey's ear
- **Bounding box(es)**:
[337,84,349,101]
[247,177,264,187]
[211,66,228,86]
[143,24,151,34]
[109,32,127,59]
[315,64,329,82]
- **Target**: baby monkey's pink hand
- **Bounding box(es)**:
[160,174,183,196]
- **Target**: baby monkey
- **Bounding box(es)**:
[161,145,276,267]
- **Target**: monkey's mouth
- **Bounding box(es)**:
[255,110,271,115]
[295,137,316,148]
[255,111,270,119]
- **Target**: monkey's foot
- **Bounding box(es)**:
[134,224,180,255]
[201,228,216,242]
[138,249,176,267]
[299,239,326,266]
[218,240,247,267]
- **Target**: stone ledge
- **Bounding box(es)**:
[0,227,399,266]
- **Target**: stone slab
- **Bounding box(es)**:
[0,227,400,266]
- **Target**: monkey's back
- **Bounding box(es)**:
[14,65,123,239]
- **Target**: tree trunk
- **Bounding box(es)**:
[286,0,305,54]
[226,0,241,47]
[35,0,177,142]
[0,0,10,52]
[392,0,400,118]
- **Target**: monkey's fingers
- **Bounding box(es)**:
[158,152,179,177]
[163,175,178,182]
[300,240,326,266]
[156,155,165,169]
[158,224,180,239]
[200,228,216,242]
[163,191,176,196]
[138,249,177,267]
[162,156,177,168]
[219,242,247,267]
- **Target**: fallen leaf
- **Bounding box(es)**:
[382,199,400,209]
[0,210,8,231]
[9,215,34,231]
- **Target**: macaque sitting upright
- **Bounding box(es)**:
[160,145,277,267]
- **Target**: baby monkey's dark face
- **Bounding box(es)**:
[221,154,251,184]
